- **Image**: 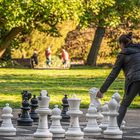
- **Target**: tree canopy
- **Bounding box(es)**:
[0,0,140,63]
[80,0,140,28]
[0,0,83,57]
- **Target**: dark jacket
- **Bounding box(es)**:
[31,53,38,65]
[100,43,140,94]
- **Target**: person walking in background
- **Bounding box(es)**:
[96,32,140,128]
[31,49,38,68]
[61,49,69,68]
[45,47,51,67]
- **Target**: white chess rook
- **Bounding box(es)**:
[0,103,16,136]
[104,97,123,139]
[89,88,103,123]
[49,105,65,137]
[65,95,84,140]
[34,90,52,140]
[99,102,109,130]
[84,104,102,137]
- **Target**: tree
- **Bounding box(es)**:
[0,0,83,59]
[80,0,140,66]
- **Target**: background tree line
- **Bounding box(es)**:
[0,0,140,66]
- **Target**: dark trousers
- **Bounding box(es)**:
[117,81,140,127]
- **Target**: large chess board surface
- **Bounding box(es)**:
[0,109,140,140]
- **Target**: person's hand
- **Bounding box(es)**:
[96,90,103,98]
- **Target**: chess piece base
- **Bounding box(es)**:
[0,127,16,136]
[52,133,65,138]
[34,138,52,140]
[104,129,122,139]
[84,127,102,137]
[50,128,65,138]
[34,131,52,139]
[104,134,122,139]
[66,136,84,140]
[17,118,33,126]
[66,131,84,140]
[84,131,101,136]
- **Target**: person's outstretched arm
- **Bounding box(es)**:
[99,54,124,94]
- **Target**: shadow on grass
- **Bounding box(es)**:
[0,74,124,94]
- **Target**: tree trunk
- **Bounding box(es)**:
[0,27,22,58]
[86,26,105,66]
[1,47,11,60]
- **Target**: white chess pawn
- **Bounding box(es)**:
[0,103,16,135]
[65,94,84,140]
[49,105,65,138]
[104,97,123,139]
[34,90,52,139]
[99,102,109,130]
[89,88,103,123]
[113,91,126,129]
[84,104,102,137]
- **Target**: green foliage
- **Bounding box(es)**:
[0,0,83,43]
[80,0,140,28]
[0,0,82,27]
[0,60,13,67]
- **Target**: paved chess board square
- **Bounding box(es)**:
[0,122,140,140]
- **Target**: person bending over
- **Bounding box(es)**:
[97,32,140,127]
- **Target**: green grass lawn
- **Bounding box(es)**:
[0,67,140,108]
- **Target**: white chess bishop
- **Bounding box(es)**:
[84,104,102,137]
[65,94,84,140]
[104,97,123,139]
[49,105,65,138]
[89,88,103,123]
[0,103,16,135]
[99,102,109,130]
[34,90,53,140]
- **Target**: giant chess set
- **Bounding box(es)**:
[0,88,133,140]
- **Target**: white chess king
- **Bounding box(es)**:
[34,90,52,139]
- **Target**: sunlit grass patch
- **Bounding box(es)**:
[0,67,140,108]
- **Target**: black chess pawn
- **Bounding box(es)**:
[19,90,31,118]
[30,95,39,122]
[21,90,32,101]
[17,97,33,126]
[61,95,70,121]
